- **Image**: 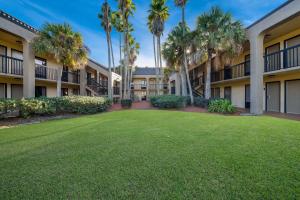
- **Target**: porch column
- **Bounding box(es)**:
[249,33,264,115]
[80,68,87,96]
[146,78,150,100]
[23,39,35,98]
[56,68,62,97]
[176,73,181,96]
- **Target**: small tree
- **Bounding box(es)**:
[32,23,89,96]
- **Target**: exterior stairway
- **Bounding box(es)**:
[191,74,205,97]
[86,78,108,96]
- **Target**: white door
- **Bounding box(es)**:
[286,80,300,114]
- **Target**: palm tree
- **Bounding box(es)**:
[128,34,140,96]
[117,0,136,99]
[162,23,192,97]
[32,23,89,97]
[194,6,246,99]
[99,0,113,99]
[148,0,169,95]
[174,0,193,104]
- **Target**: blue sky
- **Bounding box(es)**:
[0,0,286,67]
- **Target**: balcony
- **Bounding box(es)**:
[148,84,168,90]
[265,44,300,72]
[131,84,147,90]
[62,70,80,84]
[0,55,23,76]
[35,64,58,80]
[211,61,250,83]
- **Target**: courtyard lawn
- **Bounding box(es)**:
[0,110,300,199]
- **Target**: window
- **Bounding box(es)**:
[224,87,231,101]
[0,45,7,74]
[61,88,69,96]
[35,57,47,66]
[11,49,23,60]
[35,86,47,97]
[211,88,220,99]
[0,83,6,98]
[11,84,23,99]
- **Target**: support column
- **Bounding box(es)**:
[249,33,264,115]
[176,73,181,96]
[56,68,62,97]
[23,39,35,98]
[80,68,87,96]
[146,78,150,100]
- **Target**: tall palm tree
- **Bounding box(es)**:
[194,6,246,99]
[148,0,169,95]
[174,0,193,104]
[32,23,89,97]
[117,0,136,99]
[99,0,113,99]
[162,23,192,97]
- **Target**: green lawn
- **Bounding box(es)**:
[0,110,300,199]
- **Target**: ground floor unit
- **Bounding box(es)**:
[212,70,300,114]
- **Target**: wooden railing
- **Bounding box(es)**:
[211,61,250,82]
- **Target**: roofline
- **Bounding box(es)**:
[88,59,108,70]
[0,10,38,33]
[247,0,294,29]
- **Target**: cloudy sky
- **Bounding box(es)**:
[0,0,286,67]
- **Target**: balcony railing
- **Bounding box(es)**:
[148,84,168,90]
[113,86,120,95]
[265,44,300,72]
[131,84,147,90]
[211,61,250,82]
[35,64,58,80]
[62,70,80,84]
[0,55,23,75]
[87,78,108,96]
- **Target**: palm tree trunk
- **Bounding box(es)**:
[153,34,159,95]
[123,32,128,99]
[180,65,187,96]
[109,35,116,73]
[106,32,112,99]
[158,36,163,90]
[156,36,161,95]
[183,49,194,104]
[205,53,212,99]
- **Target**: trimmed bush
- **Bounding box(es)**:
[194,97,210,108]
[121,99,132,108]
[0,96,112,118]
[150,95,186,109]
[208,99,236,114]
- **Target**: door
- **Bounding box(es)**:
[245,84,250,109]
[286,80,300,114]
[266,82,280,112]
[11,84,23,99]
[224,87,231,101]
[265,43,280,71]
[35,86,47,98]
[0,45,7,73]
[0,83,6,98]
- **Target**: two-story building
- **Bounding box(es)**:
[172,0,300,115]
[131,67,168,101]
[0,10,121,101]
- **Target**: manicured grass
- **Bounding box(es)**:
[0,110,300,199]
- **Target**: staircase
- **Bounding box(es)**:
[191,74,205,97]
[86,78,108,96]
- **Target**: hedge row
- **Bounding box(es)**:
[0,96,112,118]
[150,95,188,109]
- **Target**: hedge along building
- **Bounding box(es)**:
[0,10,122,101]
[179,0,300,115]
[131,67,168,101]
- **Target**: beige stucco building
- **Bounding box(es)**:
[0,10,121,101]
[131,67,168,101]
[172,0,300,115]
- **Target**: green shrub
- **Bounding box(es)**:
[19,98,57,118]
[194,97,210,108]
[150,95,186,109]
[121,99,132,108]
[208,99,236,114]
[0,96,111,118]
